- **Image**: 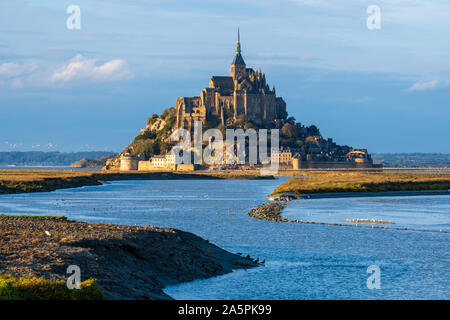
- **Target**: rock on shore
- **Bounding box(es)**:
[69,154,116,168]
[0,215,257,299]
[247,202,287,221]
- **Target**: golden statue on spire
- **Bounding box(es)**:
[236,27,241,54]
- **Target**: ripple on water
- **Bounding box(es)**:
[0,178,448,299]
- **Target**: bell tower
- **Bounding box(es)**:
[231,28,246,80]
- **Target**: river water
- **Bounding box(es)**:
[0,178,448,299]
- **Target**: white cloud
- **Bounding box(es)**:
[0,61,38,79]
[51,54,133,84]
[0,55,132,89]
[408,80,441,91]
[0,61,38,88]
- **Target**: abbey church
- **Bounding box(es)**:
[176,29,287,131]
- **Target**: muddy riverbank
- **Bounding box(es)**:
[0,215,257,299]
[0,169,275,194]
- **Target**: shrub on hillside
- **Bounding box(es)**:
[0,276,104,300]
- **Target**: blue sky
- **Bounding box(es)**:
[0,0,449,152]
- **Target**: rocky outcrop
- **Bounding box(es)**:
[69,154,116,168]
[247,202,287,221]
[149,118,166,132]
[103,156,122,171]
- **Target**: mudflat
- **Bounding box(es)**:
[0,215,257,299]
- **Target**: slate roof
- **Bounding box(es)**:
[231,52,246,65]
[210,76,234,89]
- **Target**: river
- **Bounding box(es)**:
[0,178,448,299]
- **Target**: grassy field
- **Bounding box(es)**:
[272,171,450,195]
[0,170,102,193]
[0,276,103,300]
[0,169,273,181]
[0,169,273,194]
[0,170,94,181]
[2,169,449,196]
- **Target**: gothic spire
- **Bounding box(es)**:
[231,27,245,66]
[236,27,241,54]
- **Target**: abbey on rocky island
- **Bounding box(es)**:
[176,29,287,131]
[106,29,376,171]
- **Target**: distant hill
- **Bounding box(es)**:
[372,153,450,168]
[69,154,116,168]
[0,152,117,166]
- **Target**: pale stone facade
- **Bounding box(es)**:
[135,154,178,171]
[346,149,371,163]
[151,155,166,168]
[120,154,139,171]
[165,154,176,165]
[292,158,301,170]
[271,147,293,165]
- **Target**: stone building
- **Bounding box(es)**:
[151,155,166,168]
[120,154,139,171]
[136,153,177,171]
[271,147,293,165]
[292,158,301,170]
[150,153,176,168]
[346,149,372,163]
[176,29,287,131]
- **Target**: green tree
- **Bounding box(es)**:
[161,107,176,119]
[281,123,300,138]
[286,116,296,124]
[307,125,320,136]
[147,114,160,126]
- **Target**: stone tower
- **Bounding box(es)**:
[231,28,246,80]
[176,28,287,130]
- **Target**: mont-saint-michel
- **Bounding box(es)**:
[1,0,449,303]
[105,30,374,172]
